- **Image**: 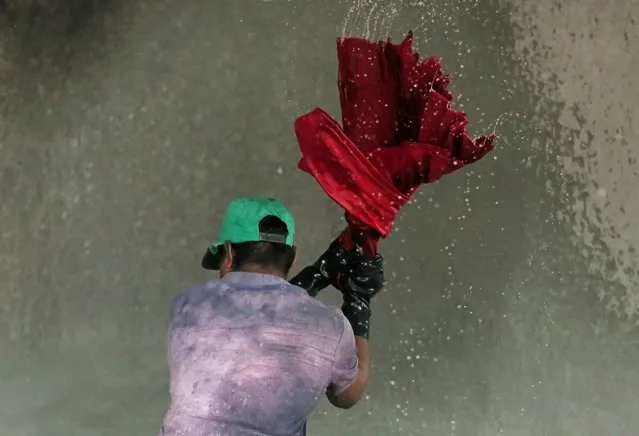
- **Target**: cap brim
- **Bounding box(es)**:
[201,246,222,270]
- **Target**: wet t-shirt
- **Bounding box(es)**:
[158,271,358,436]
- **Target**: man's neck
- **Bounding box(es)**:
[235,265,287,280]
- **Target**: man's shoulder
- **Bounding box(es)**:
[287,284,348,336]
[170,281,221,312]
[298,290,343,319]
[169,278,348,337]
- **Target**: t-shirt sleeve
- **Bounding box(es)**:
[328,314,359,395]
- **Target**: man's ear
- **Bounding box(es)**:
[222,241,234,269]
[291,246,299,270]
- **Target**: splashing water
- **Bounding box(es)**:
[505,0,639,322]
[341,0,404,39]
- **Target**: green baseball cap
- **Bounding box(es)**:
[201,197,295,270]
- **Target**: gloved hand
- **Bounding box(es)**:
[338,247,384,339]
[289,238,349,297]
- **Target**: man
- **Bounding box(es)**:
[159,197,384,436]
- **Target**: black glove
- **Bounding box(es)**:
[338,247,384,339]
[289,239,349,297]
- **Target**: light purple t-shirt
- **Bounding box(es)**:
[158,271,358,436]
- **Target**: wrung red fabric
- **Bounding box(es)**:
[295,31,495,255]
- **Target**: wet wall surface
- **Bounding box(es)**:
[0,1,637,435]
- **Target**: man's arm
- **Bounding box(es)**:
[325,314,371,409]
[327,335,370,409]
[327,249,384,408]
[294,241,383,409]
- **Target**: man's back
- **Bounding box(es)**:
[159,271,358,436]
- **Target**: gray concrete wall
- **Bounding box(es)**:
[0,1,637,435]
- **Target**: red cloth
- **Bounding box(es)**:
[295,31,495,255]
